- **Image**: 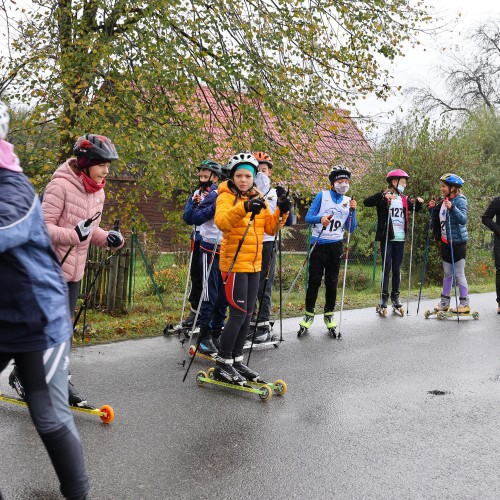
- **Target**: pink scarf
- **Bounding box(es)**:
[79,171,106,193]
[0,140,23,172]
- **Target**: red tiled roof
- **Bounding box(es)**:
[192,86,372,195]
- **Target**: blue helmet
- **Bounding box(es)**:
[440,173,464,187]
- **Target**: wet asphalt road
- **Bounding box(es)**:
[1,292,500,500]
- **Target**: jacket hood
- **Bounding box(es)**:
[52,158,85,193]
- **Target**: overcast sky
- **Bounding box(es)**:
[353,0,500,134]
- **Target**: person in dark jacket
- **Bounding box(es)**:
[481,196,500,313]
[364,169,423,311]
[181,160,220,330]
[0,101,89,500]
[428,173,470,313]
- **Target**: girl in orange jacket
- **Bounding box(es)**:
[214,152,291,385]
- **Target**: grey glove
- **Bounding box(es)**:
[75,219,92,242]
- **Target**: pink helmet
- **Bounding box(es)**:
[386,169,409,181]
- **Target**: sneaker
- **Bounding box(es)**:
[434,295,450,312]
[68,382,87,407]
[8,366,25,399]
[323,312,337,329]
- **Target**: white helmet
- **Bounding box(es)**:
[227,152,259,177]
[0,101,9,140]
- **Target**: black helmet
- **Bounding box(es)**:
[197,159,222,178]
[220,164,230,180]
[328,165,351,184]
[73,134,118,161]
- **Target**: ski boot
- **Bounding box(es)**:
[497,303,500,315]
[376,293,389,316]
[213,358,247,386]
[253,323,272,343]
[8,366,25,399]
[233,356,264,383]
[68,380,87,407]
[297,311,314,337]
[197,328,219,357]
[391,291,404,316]
[323,312,338,338]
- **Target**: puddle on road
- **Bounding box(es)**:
[427,390,451,396]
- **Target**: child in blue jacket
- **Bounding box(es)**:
[428,173,470,313]
[299,165,357,332]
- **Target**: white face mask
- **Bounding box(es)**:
[397,184,405,194]
[334,181,350,195]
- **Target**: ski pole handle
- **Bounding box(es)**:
[113,219,121,231]
[85,211,102,227]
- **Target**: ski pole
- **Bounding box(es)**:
[283,221,329,305]
[338,207,354,337]
[246,217,282,366]
[181,238,220,380]
[177,226,196,333]
[417,204,435,315]
[278,223,283,342]
[406,199,416,315]
[446,203,460,322]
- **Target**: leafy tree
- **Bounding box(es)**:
[413,19,500,116]
[2,1,433,167]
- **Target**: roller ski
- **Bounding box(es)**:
[424,296,478,320]
[244,323,281,349]
[1,375,115,424]
[324,312,339,338]
[391,291,405,317]
[297,311,314,337]
[195,359,287,401]
[376,293,389,317]
[187,328,222,362]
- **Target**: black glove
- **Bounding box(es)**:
[244,198,267,215]
[107,230,124,248]
[275,185,286,198]
[277,196,292,213]
[75,219,93,242]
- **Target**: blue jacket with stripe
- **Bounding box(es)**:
[0,169,72,352]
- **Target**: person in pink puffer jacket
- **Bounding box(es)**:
[43,134,124,405]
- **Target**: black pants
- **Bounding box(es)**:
[219,272,260,359]
[305,241,343,313]
[495,237,500,304]
[0,345,89,499]
[252,240,277,323]
[380,240,405,295]
[188,239,202,310]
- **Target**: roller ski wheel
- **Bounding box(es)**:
[392,306,405,317]
[424,310,432,319]
[0,392,115,424]
[297,326,308,337]
[328,327,337,338]
[195,370,273,401]
[376,305,388,317]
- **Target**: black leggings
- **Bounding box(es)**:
[380,240,405,295]
[218,272,260,360]
[0,344,89,499]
